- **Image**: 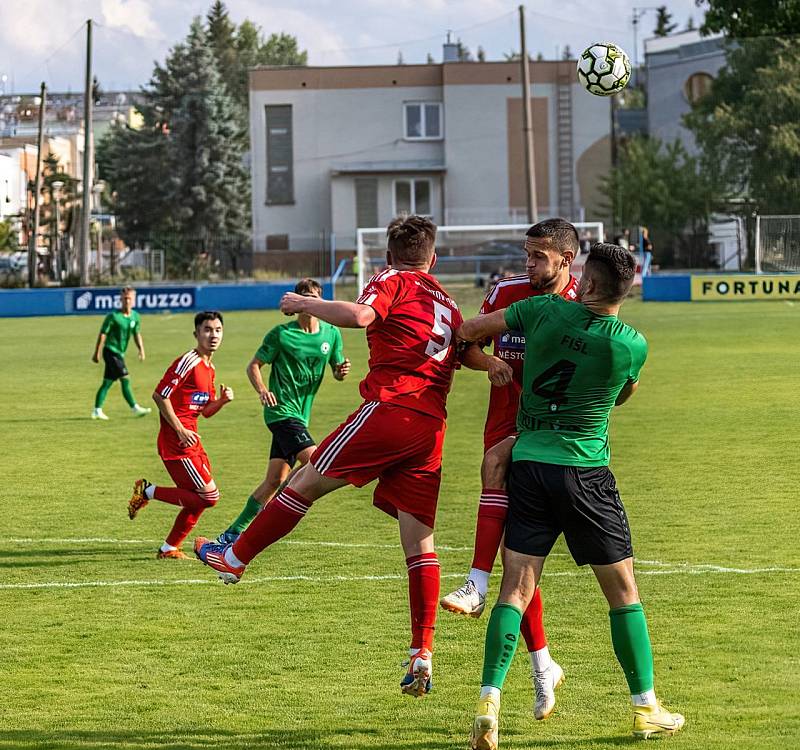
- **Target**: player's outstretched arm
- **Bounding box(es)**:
[457,309,509,344]
[280,292,376,328]
[202,384,234,418]
[153,392,200,447]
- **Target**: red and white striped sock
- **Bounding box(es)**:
[470,487,509,575]
[406,552,440,651]
[232,487,313,565]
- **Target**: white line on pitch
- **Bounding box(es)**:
[1,537,571,555]
[1,565,798,591]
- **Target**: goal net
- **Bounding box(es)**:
[755,216,800,274]
[355,222,604,292]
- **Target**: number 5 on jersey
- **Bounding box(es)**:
[425,301,453,361]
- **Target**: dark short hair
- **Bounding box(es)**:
[386,215,437,267]
[584,242,637,302]
[194,310,224,328]
[295,278,323,296]
[120,285,135,294]
[525,218,579,255]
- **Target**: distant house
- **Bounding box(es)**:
[248,57,612,252]
[645,30,726,154]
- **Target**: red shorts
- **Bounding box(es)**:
[311,401,446,529]
[162,448,213,490]
[484,418,518,454]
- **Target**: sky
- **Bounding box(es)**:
[0,0,702,95]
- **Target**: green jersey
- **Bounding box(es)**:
[100,310,141,356]
[504,295,647,467]
[256,320,344,426]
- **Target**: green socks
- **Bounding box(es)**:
[227,495,263,534]
[95,379,114,408]
[120,378,137,408]
[481,603,523,689]
[609,603,655,694]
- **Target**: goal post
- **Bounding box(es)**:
[356,221,604,292]
[755,215,800,274]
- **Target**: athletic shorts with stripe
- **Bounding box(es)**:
[311,401,446,529]
[162,448,213,490]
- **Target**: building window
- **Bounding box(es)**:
[683,72,713,105]
[394,179,432,217]
[265,105,293,204]
[355,177,379,229]
[404,102,443,140]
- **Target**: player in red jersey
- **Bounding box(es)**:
[195,215,477,697]
[128,311,233,559]
[441,219,579,720]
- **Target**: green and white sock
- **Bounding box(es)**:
[120,378,136,408]
[609,603,655,698]
[481,603,522,689]
[227,495,263,534]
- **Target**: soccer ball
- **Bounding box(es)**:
[577,42,631,97]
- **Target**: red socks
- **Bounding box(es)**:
[160,487,219,547]
[233,487,313,565]
[470,488,508,573]
[520,587,548,652]
[406,553,440,651]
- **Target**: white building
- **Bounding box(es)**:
[249,59,612,251]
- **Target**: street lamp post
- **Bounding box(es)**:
[51,180,64,282]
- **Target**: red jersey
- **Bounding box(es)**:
[481,274,579,450]
[356,268,464,420]
[154,349,216,460]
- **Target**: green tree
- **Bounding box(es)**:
[654,6,678,36]
[0,220,19,252]
[606,136,721,266]
[699,0,800,36]
[99,17,248,272]
[684,37,800,215]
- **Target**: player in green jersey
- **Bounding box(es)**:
[458,244,684,748]
[215,278,350,545]
[91,286,151,420]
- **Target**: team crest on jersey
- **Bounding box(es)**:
[320,342,331,354]
[190,391,210,406]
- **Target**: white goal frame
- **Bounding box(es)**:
[356,222,604,292]
[755,215,800,275]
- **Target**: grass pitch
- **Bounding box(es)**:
[0,287,798,749]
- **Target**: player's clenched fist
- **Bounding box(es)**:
[220,384,234,402]
[280,292,306,315]
[487,356,513,387]
[334,358,351,381]
[259,389,278,407]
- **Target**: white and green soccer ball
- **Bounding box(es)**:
[577,42,631,96]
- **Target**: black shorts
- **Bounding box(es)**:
[504,460,633,566]
[268,418,316,467]
[102,348,128,381]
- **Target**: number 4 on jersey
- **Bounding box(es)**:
[531,359,577,411]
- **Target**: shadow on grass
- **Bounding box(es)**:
[0,548,143,569]
[0,728,642,749]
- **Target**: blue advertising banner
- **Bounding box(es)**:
[70,287,196,314]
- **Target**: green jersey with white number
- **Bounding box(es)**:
[256,320,344,426]
[504,294,647,467]
[100,310,141,356]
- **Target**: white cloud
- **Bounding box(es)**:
[100,0,159,38]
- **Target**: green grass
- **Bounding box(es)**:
[1,288,798,749]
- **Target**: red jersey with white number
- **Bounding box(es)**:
[481,274,579,450]
[154,349,216,460]
[356,268,464,420]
